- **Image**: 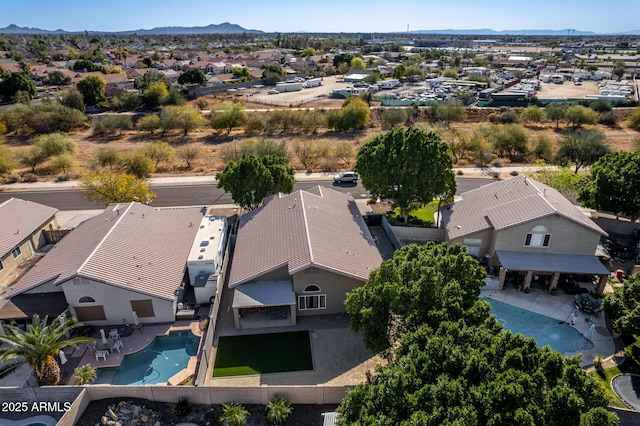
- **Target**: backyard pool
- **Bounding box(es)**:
[95,331,200,385]
[484,298,589,354]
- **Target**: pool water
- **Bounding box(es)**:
[95,331,200,385]
[484,298,589,354]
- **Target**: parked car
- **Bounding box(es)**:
[267,89,280,95]
[333,171,358,183]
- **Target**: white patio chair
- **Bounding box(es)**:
[108,329,120,339]
[110,339,124,353]
[95,350,108,361]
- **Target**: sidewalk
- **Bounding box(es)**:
[0,166,551,192]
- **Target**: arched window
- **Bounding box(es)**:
[304,284,321,293]
[299,284,326,311]
[525,225,550,247]
[78,296,96,303]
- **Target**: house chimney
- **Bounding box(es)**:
[543,189,547,196]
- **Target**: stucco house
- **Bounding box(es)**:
[0,198,58,283]
[6,203,205,325]
[228,186,382,329]
[441,175,610,293]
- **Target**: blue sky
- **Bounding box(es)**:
[2,0,639,33]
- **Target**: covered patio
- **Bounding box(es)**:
[495,250,610,294]
[232,281,296,329]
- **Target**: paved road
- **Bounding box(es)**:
[0,177,497,210]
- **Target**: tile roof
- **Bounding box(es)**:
[8,203,205,301]
[443,175,606,240]
[228,186,383,287]
[0,198,58,257]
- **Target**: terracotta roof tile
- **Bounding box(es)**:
[0,198,58,257]
[228,187,382,287]
[9,203,204,300]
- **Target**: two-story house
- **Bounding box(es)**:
[442,176,610,293]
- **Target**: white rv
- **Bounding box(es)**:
[186,216,228,304]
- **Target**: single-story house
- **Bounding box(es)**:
[228,186,383,329]
[0,198,58,283]
[441,175,610,293]
[6,203,205,325]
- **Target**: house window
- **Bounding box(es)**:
[298,294,326,310]
[299,284,325,309]
[525,225,550,247]
[11,247,22,259]
[78,296,96,303]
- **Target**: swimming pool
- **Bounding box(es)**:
[484,298,589,354]
[95,331,200,385]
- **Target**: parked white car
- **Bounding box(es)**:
[333,171,358,183]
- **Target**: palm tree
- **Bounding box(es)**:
[219,403,249,426]
[72,364,97,385]
[0,314,94,385]
[266,396,292,425]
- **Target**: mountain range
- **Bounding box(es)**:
[1,23,639,36]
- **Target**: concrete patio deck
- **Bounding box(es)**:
[481,277,619,368]
[65,321,203,384]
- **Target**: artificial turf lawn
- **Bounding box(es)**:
[213,331,313,377]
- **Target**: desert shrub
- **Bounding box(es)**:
[92,115,133,136]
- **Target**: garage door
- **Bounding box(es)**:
[74,306,106,322]
[130,300,155,318]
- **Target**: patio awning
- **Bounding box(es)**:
[496,250,610,275]
[0,293,68,321]
[232,281,296,309]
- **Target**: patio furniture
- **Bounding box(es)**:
[108,329,120,340]
[110,339,124,353]
[87,343,96,353]
[96,338,116,351]
[95,350,108,362]
[574,294,602,316]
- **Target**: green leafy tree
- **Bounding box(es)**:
[579,151,640,222]
[350,57,366,70]
[355,127,456,221]
[26,104,86,134]
[333,53,354,68]
[140,141,175,168]
[334,141,355,166]
[51,153,77,174]
[338,319,614,425]
[261,64,285,85]
[381,108,406,129]
[404,64,424,82]
[32,133,76,157]
[555,129,610,173]
[178,69,206,86]
[92,115,133,136]
[219,403,249,426]
[345,243,487,354]
[520,105,545,124]
[526,167,585,204]
[488,123,530,162]
[135,114,161,134]
[0,73,36,100]
[216,155,295,210]
[0,142,15,174]
[46,70,71,86]
[79,169,156,205]
[60,89,86,112]
[0,314,94,386]
[160,105,206,136]
[627,106,640,131]
[326,97,370,132]
[142,82,169,109]
[110,91,140,111]
[442,68,459,79]
[134,70,170,92]
[211,102,247,136]
[76,74,107,106]
[580,407,619,426]
[266,397,292,426]
[93,146,123,168]
[602,273,640,336]
[546,102,568,128]
[122,152,156,178]
[431,102,467,126]
[72,364,97,385]
[564,105,599,129]
[232,66,252,82]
